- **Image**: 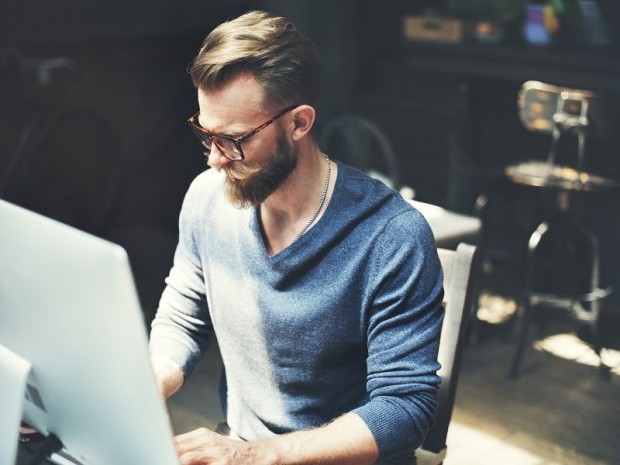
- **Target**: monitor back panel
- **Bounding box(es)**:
[0,199,178,465]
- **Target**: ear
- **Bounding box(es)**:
[289,105,316,142]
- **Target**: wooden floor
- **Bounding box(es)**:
[169,314,620,465]
[451,314,620,465]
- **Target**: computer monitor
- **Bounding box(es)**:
[0,199,179,465]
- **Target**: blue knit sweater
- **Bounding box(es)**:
[149,162,444,459]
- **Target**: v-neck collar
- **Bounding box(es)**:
[249,160,342,263]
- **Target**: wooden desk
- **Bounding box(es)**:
[408,199,481,248]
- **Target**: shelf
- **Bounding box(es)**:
[393,40,620,92]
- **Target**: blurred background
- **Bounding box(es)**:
[2,1,619,463]
[1,0,619,317]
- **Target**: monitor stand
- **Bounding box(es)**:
[0,343,31,465]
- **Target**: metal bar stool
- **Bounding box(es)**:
[506,81,618,380]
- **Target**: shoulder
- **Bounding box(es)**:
[185,168,223,202]
[334,162,434,245]
[179,169,224,217]
[371,204,438,277]
[175,169,234,250]
[381,201,435,249]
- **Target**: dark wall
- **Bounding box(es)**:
[1,0,254,44]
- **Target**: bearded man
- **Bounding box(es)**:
[149,10,444,465]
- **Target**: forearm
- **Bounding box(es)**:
[175,412,379,465]
[254,413,379,465]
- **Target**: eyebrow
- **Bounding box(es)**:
[196,115,250,139]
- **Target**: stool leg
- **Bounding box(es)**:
[508,300,531,380]
[589,246,610,381]
[588,321,611,382]
[508,223,544,380]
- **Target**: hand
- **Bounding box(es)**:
[174,428,277,465]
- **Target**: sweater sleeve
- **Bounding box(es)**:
[149,174,214,378]
[352,208,444,458]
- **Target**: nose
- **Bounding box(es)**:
[207,146,233,172]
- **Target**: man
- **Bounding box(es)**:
[149,10,444,465]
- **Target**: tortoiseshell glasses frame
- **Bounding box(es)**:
[187,103,299,161]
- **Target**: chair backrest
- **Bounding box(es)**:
[319,115,401,190]
[422,243,478,455]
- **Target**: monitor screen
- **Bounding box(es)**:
[0,199,178,465]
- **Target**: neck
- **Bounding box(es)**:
[260,143,336,255]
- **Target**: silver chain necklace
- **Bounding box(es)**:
[292,153,331,243]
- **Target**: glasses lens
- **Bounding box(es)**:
[189,125,211,152]
[188,116,244,161]
[212,136,243,161]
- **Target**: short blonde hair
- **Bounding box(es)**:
[190,11,320,110]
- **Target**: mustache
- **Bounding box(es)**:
[222,162,261,182]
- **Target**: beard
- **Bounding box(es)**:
[223,129,298,208]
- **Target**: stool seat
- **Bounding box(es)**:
[506,160,620,191]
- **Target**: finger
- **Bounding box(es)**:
[174,427,215,447]
[174,427,241,455]
[174,428,228,465]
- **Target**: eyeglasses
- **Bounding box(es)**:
[187,104,298,161]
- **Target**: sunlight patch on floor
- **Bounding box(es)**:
[476,292,517,325]
[446,421,550,465]
[445,421,595,465]
[534,333,620,376]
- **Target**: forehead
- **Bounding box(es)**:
[197,73,268,133]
